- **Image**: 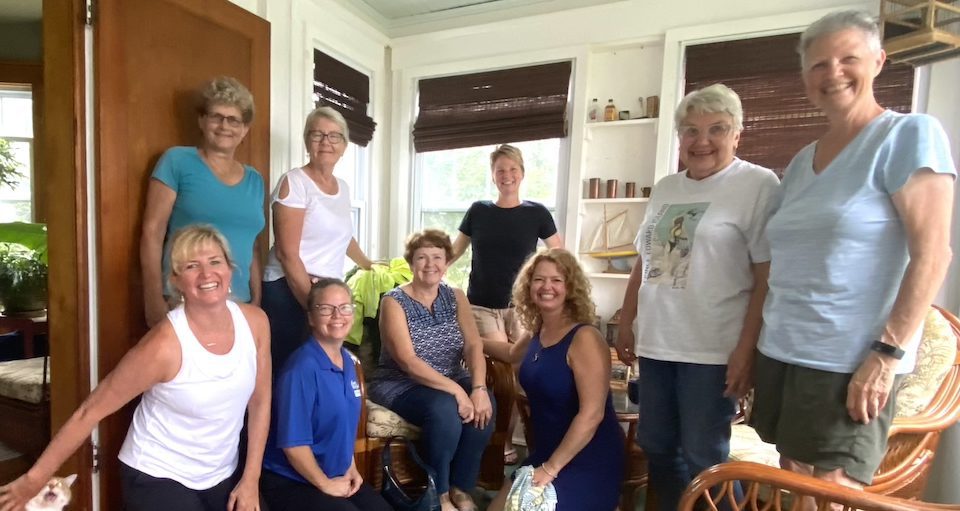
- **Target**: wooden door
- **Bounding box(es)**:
[95,0,269,508]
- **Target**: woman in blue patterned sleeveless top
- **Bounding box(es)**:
[486,248,624,511]
[368,229,495,511]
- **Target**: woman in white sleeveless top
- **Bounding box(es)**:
[0,225,272,511]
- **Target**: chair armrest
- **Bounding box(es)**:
[679,462,960,511]
[486,356,515,427]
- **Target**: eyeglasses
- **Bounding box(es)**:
[307,131,346,144]
[205,112,244,128]
[678,123,734,140]
[310,303,356,316]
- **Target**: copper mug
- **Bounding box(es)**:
[588,178,601,199]
[606,179,618,198]
[625,182,637,198]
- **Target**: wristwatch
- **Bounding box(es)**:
[870,340,906,360]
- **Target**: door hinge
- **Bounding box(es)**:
[91,441,101,473]
[85,0,95,26]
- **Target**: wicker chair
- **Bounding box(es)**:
[730,305,960,499]
[353,355,515,491]
[679,461,960,511]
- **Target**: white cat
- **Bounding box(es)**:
[25,474,76,511]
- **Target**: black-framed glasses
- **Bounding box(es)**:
[310,303,356,316]
[205,112,244,128]
[307,131,345,144]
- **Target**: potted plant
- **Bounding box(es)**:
[0,223,48,316]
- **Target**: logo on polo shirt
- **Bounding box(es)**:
[351,379,361,398]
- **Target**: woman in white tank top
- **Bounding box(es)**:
[0,225,272,511]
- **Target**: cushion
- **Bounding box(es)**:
[0,357,49,404]
[729,424,779,466]
[365,399,421,439]
[895,309,957,418]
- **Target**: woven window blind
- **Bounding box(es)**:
[413,61,572,152]
[313,50,377,147]
[685,33,914,176]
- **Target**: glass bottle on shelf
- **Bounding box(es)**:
[604,99,617,122]
[588,98,599,122]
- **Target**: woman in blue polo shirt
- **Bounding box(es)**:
[260,278,391,511]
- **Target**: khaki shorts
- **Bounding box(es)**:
[750,352,901,484]
[471,305,523,344]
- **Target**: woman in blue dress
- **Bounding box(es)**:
[487,248,624,511]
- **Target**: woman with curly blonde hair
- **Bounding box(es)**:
[486,248,624,511]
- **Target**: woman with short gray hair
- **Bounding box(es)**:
[751,9,956,491]
[615,83,779,511]
[262,106,374,373]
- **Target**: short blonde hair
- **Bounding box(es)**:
[490,144,525,173]
[167,225,234,297]
[198,76,255,124]
[403,229,454,265]
[512,248,595,332]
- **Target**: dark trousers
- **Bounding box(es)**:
[390,382,496,495]
[260,470,391,511]
[120,462,236,511]
[261,277,309,374]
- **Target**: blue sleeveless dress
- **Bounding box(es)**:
[519,324,625,510]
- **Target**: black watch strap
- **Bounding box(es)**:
[870,340,905,360]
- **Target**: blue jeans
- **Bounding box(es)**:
[637,358,738,511]
[389,382,496,494]
[262,277,309,375]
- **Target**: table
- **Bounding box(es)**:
[0,313,47,358]
[612,389,647,511]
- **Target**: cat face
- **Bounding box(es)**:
[25,474,75,511]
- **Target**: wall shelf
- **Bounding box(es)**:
[586,272,631,280]
[586,117,658,129]
[582,197,649,204]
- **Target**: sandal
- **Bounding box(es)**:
[504,447,519,465]
[450,488,479,511]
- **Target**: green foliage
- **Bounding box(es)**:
[0,223,48,313]
[0,138,25,191]
[0,222,47,263]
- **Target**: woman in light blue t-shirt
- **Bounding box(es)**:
[752,10,956,489]
[140,76,266,328]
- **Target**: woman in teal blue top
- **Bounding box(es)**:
[141,76,266,327]
[261,278,390,511]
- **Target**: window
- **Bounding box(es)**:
[0,88,33,223]
[414,138,563,288]
[313,49,374,259]
[684,33,914,176]
[411,62,572,287]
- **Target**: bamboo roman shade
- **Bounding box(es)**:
[314,50,376,147]
[685,33,914,176]
[413,61,573,152]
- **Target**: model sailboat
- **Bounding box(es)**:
[584,206,638,273]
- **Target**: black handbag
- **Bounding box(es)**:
[380,436,441,511]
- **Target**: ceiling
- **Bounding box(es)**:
[0,0,41,22]
[341,0,625,36]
